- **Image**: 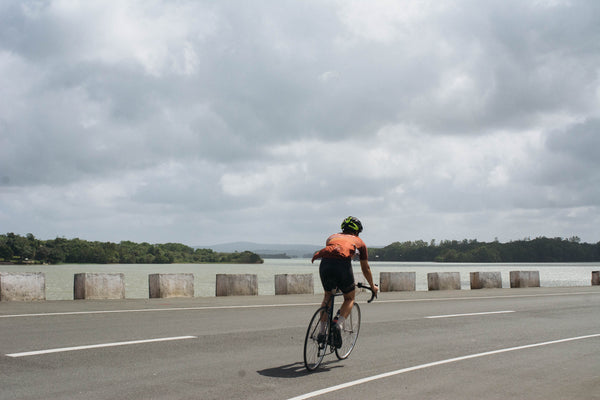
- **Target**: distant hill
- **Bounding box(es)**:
[196,242,320,258]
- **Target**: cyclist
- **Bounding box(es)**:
[311,216,378,347]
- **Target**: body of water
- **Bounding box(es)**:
[1,259,598,300]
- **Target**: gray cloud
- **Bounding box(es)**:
[1,0,600,246]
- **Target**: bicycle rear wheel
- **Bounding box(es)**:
[303,306,329,371]
[335,302,361,360]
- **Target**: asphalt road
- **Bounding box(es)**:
[1,287,599,400]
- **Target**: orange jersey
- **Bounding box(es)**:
[313,233,368,260]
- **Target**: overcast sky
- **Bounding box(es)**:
[1,0,599,247]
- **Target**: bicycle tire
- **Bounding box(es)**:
[303,306,329,371]
[335,302,361,360]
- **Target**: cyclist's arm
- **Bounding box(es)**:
[359,259,378,296]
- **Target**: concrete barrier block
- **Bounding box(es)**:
[428,272,461,290]
[592,271,599,286]
[149,273,194,298]
[216,274,258,296]
[470,272,502,289]
[380,272,416,292]
[274,274,313,295]
[0,272,46,301]
[74,273,125,300]
[510,271,540,288]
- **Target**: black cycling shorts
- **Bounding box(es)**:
[319,257,355,294]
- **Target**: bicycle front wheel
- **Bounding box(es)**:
[303,306,329,371]
[335,302,361,360]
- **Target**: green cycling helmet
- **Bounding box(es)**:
[341,216,363,234]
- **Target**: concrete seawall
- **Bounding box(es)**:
[428,272,461,290]
[380,272,416,292]
[274,274,314,295]
[510,271,541,288]
[216,274,258,296]
[470,272,502,289]
[0,272,46,301]
[74,273,125,300]
[149,273,194,298]
[2,269,599,301]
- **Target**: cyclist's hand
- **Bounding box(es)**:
[372,284,379,298]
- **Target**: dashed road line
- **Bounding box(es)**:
[426,310,515,319]
[6,336,197,358]
[0,303,319,318]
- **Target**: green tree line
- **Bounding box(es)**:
[369,237,600,262]
[0,233,263,264]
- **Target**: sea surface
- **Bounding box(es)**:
[1,259,599,300]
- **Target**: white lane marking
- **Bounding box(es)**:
[426,310,515,319]
[288,333,600,400]
[0,303,320,318]
[5,336,197,358]
[1,290,597,319]
[379,291,600,304]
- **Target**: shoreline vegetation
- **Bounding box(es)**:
[0,233,263,265]
[1,233,599,265]
[370,237,600,263]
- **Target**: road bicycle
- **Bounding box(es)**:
[303,282,377,371]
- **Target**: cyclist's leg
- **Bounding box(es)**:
[318,260,336,335]
[339,289,355,319]
[321,290,333,309]
[330,267,354,349]
[319,291,333,328]
[319,258,337,309]
[327,289,351,349]
[337,259,356,319]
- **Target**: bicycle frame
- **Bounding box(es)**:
[323,281,376,322]
[303,282,376,371]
